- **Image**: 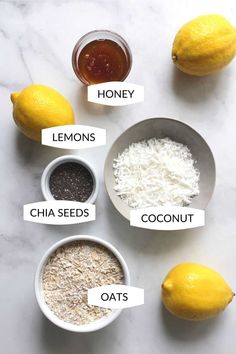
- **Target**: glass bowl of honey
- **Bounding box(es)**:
[72,30,132,85]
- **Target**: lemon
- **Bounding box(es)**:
[172,14,236,76]
[11,84,75,142]
[162,263,234,321]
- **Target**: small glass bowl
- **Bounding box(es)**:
[72,30,132,85]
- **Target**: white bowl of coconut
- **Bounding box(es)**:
[104,117,215,221]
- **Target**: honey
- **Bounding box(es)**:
[72,32,132,85]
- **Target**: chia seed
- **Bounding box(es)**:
[49,162,94,202]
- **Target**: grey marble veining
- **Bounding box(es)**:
[1,0,236,353]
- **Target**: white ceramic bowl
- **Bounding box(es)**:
[105,117,216,220]
[41,155,99,204]
[35,235,130,332]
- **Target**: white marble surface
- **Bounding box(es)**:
[1,0,236,353]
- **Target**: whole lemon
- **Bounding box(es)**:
[162,263,234,321]
[11,84,75,142]
[172,14,236,76]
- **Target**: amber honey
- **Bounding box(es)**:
[72,31,132,85]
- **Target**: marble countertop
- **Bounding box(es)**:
[1,0,236,353]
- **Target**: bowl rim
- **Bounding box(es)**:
[104,117,216,221]
[35,235,130,332]
[41,155,99,204]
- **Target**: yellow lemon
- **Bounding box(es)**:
[162,263,234,321]
[172,14,236,76]
[11,84,75,142]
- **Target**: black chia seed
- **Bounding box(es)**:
[49,162,94,202]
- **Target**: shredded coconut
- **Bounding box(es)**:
[113,137,200,208]
[42,241,124,326]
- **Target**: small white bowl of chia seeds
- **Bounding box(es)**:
[35,235,130,332]
[41,155,99,204]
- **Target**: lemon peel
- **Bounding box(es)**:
[172,14,236,76]
[161,262,234,321]
[11,84,75,142]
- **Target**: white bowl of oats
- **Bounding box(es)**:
[35,235,130,332]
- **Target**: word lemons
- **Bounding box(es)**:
[11,84,75,142]
[161,262,234,321]
[172,14,236,76]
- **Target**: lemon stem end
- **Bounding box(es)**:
[172,55,178,63]
[10,92,20,104]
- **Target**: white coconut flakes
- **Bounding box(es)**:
[113,137,200,208]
